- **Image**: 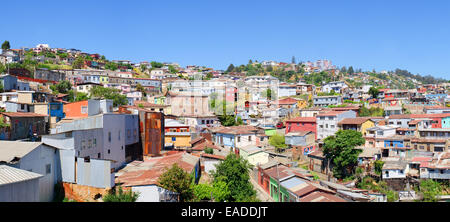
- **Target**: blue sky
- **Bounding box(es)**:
[1,0,449,79]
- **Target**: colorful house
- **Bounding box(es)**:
[285,117,317,139]
[338,117,375,136]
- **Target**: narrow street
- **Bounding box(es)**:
[249,176,274,202]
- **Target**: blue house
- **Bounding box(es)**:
[48,102,65,125]
[0,74,18,91]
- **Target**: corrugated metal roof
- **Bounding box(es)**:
[0,141,43,163]
[0,165,43,186]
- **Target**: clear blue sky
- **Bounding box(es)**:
[1,0,449,79]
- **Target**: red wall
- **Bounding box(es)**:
[285,121,317,139]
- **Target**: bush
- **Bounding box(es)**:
[103,186,139,202]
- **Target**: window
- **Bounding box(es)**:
[108,149,110,154]
[319,125,323,129]
[108,132,111,142]
[331,125,335,128]
[118,130,121,140]
[81,106,88,114]
[248,136,252,141]
[127,129,131,138]
[93,138,96,147]
[81,140,86,150]
[98,153,101,158]
[46,164,51,174]
[172,137,176,141]
[238,136,241,142]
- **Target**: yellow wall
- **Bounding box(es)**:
[297,100,307,109]
[18,93,32,104]
[361,120,375,137]
[34,104,48,115]
[165,135,191,148]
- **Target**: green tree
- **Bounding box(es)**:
[90,86,127,107]
[226,64,235,73]
[168,65,178,74]
[158,164,194,202]
[193,181,231,202]
[269,133,287,153]
[204,147,214,154]
[262,88,275,100]
[368,87,379,98]
[1,41,10,51]
[348,66,354,75]
[211,154,257,202]
[323,130,365,179]
[151,61,163,68]
[105,62,118,71]
[374,160,384,176]
[218,115,236,126]
[50,80,72,94]
[103,186,139,202]
[236,116,243,125]
[72,56,85,69]
[266,65,273,72]
[419,179,442,202]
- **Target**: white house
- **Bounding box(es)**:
[0,141,59,202]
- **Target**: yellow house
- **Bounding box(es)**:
[296,99,308,109]
[238,145,269,166]
[165,132,191,148]
[99,76,109,84]
[338,117,375,136]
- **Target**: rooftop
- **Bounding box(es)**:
[0,141,44,164]
[115,152,199,187]
[0,165,43,186]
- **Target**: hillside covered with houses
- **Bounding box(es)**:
[0,41,449,202]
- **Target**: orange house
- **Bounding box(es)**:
[64,100,89,118]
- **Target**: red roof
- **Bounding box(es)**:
[300,191,347,202]
[316,111,345,117]
[277,97,298,105]
[116,152,199,187]
[1,112,47,117]
[201,153,226,160]
[285,117,316,123]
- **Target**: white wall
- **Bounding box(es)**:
[15,144,58,202]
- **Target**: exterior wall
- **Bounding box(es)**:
[387,118,411,128]
[246,152,269,166]
[360,121,375,136]
[132,185,178,202]
[64,100,89,118]
[203,159,221,174]
[76,157,115,188]
[6,116,47,140]
[13,144,58,202]
[164,135,191,148]
[18,92,32,104]
[0,178,40,202]
[34,104,48,116]
[236,134,257,148]
[125,114,139,146]
[382,169,407,179]
[215,133,235,148]
[0,75,18,91]
[317,111,356,140]
[285,135,307,146]
[442,117,450,128]
[286,121,316,136]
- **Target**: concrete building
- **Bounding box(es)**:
[0,165,43,202]
[313,95,342,107]
[0,141,59,202]
[316,111,357,140]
